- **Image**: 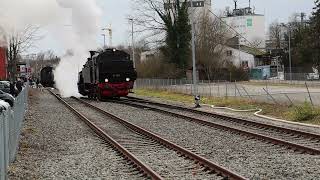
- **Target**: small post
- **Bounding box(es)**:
[305,82,314,106]
[242,86,253,100]
[284,93,294,107]
[235,83,243,97]
[225,82,228,98]
[234,81,237,97]
[263,88,278,105]
[217,80,220,97]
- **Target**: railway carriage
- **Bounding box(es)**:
[40,66,55,87]
[78,49,137,100]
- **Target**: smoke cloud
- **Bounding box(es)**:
[0,0,102,97]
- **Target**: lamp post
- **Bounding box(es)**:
[190,0,200,108]
[129,18,136,68]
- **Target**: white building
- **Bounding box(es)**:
[222,5,266,50]
[225,46,254,69]
[140,50,159,63]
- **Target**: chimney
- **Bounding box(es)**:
[89,51,97,58]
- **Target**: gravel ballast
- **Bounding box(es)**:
[67,98,223,180]
[8,90,145,179]
[91,100,320,180]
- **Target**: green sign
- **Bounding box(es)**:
[247,18,253,27]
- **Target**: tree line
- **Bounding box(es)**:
[269,0,320,73]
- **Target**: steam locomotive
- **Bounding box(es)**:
[40,66,55,87]
[78,49,137,100]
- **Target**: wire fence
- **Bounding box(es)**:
[0,87,28,180]
[135,79,320,106]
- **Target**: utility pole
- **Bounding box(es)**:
[281,23,292,82]
[129,18,135,68]
[289,28,292,82]
[190,0,200,108]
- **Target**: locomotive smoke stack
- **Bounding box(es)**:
[89,51,97,58]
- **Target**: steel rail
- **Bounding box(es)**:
[125,97,320,140]
[48,90,163,180]
[73,97,247,180]
[116,98,320,155]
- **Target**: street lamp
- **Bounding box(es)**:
[128,18,136,69]
[281,23,292,82]
[190,0,200,108]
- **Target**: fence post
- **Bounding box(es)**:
[225,82,228,98]
[263,88,278,105]
[217,80,220,97]
[242,86,253,101]
[305,82,314,106]
[235,83,243,97]
[284,93,294,107]
[209,80,212,97]
[234,81,237,97]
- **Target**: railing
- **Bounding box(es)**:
[0,87,28,180]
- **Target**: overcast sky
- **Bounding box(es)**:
[32,0,315,55]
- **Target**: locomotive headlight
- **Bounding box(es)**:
[126,78,130,82]
[105,78,109,83]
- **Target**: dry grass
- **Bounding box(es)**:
[134,88,320,125]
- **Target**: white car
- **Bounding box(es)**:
[307,73,319,80]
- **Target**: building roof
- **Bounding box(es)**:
[228,44,266,56]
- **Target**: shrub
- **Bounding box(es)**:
[289,102,319,121]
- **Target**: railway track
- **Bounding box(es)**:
[49,91,246,180]
[109,96,320,155]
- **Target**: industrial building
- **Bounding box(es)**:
[222,1,266,50]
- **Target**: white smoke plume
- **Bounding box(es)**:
[0,0,102,97]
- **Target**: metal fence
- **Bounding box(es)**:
[0,87,28,180]
[135,79,320,106]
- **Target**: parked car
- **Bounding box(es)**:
[0,81,10,93]
[0,90,15,107]
[307,73,319,80]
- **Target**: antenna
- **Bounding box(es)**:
[234,0,238,10]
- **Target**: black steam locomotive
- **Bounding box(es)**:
[40,66,55,87]
[78,49,137,100]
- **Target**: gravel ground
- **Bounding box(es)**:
[8,89,145,179]
[67,98,223,180]
[127,101,320,150]
[129,94,320,134]
[91,100,320,180]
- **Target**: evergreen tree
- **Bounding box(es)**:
[310,0,320,70]
[156,0,191,72]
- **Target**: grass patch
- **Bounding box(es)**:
[286,102,320,122]
[134,88,320,125]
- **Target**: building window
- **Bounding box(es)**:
[241,61,249,68]
[226,50,233,56]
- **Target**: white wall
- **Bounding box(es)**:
[225,46,255,69]
[223,15,266,49]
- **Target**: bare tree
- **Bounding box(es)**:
[195,12,232,80]
[6,25,40,80]
[29,50,60,78]
[269,22,282,49]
